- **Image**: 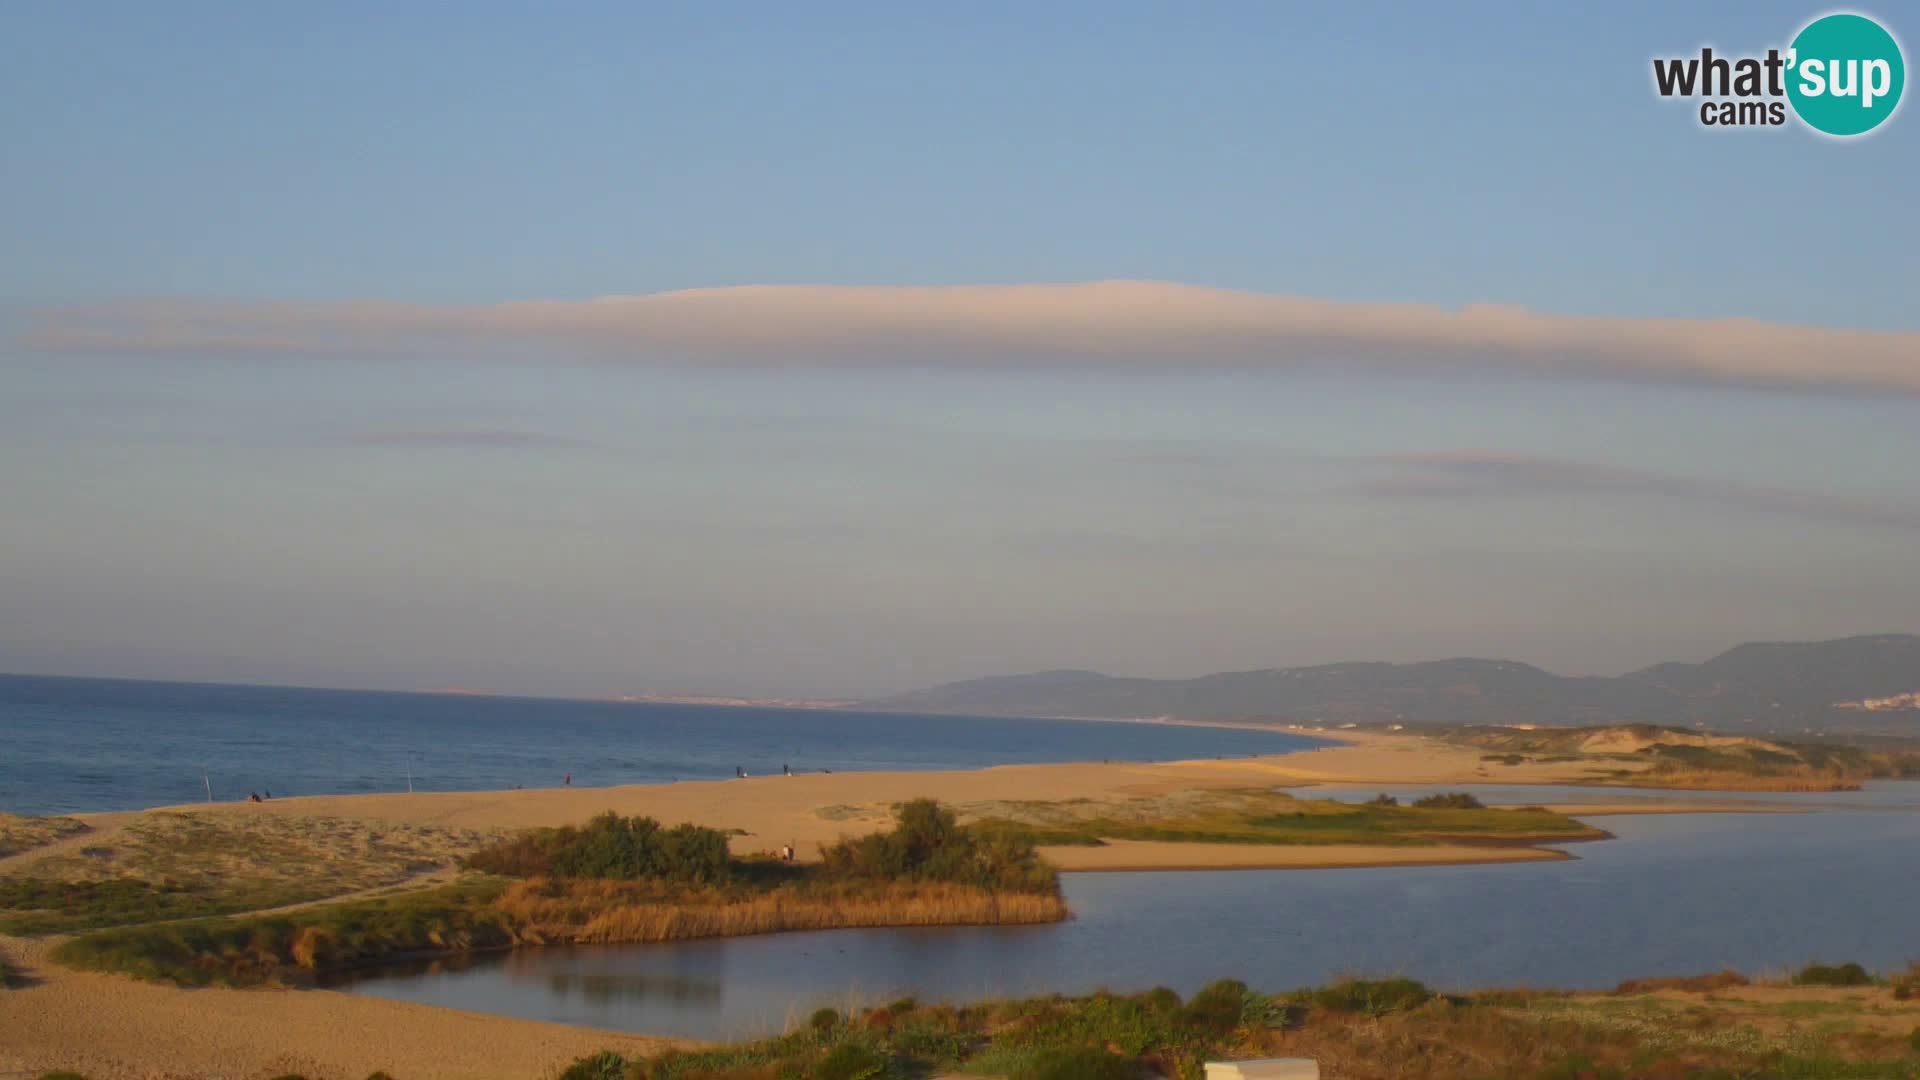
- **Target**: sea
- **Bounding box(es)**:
[0,673,1322,816]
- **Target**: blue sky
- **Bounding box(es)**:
[2,3,1916,697]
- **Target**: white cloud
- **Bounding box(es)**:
[19,280,1920,394]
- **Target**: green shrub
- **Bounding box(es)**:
[558,1051,628,1080]
[1793,962,1874,987]
[1179,979,1248,1035]
[1411,792,1484,810]
[1365,793,1399,806]
[820,800,1058,895]
[467,813,732,883]
[1141,986,1182,1013]
[1009,1046,1135,1080]
[1533,1056,1624,1080]
[810,1007,843,1033]
[814,1041,888,1080]
[1311,977,1433,1016]
[1909,1026,1920,1053]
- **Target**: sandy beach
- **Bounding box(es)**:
[0,731,1740,1080]
[42,730,1630,864]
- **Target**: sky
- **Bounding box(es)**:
[2,2,1916,698]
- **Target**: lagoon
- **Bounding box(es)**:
[339,800,1920,1041]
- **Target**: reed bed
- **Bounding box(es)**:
[498,877,1067,943]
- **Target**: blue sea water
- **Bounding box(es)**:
[0,673,1322,816]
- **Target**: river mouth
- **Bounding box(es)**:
[334,792,1920,1042]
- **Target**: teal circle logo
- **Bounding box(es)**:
[1787,13,1905,136]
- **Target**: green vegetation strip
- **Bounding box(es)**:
[51,879,515,986]
[549,977,1920,1080]
[971,790,1602,849]
[51,801,1064,986]
[0,875,323,936]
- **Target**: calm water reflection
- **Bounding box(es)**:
[343,802,1920,1040]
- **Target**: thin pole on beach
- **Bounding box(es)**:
[203,771,212,803]
[406,763,413,794]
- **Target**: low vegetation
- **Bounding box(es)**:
[32,1074,398,1080]
[553,972,1920,1080]
[0,813,90,858]
[53,801,1063,986]
[965,788,1599,849]
[1443,724,1920,791]
[51,879,517,986]
[465,812,732,883]
[0,811,491,934]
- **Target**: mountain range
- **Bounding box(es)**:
[867,634,1920,735]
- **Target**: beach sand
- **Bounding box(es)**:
[37,731,1626,865]
[0,731,1711,1079]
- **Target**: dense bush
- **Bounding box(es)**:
[467,813,732,884]
[820,799,1058,895]
[1411,792,1485,810]
[814,1040,889,1080]
[1792,961,1873,987]
[1010,1046,1135,1080]
[1179,978,1249,1035]
[1309,976,1433,1015]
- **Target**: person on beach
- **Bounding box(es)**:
[564,772,572,786]
[248,791,261,802]
[783,763,791,776]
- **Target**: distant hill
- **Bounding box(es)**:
[869,634,1920,735]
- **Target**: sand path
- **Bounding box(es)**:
[0,931,680,1080]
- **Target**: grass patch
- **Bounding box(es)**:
[1,810,492,934]
[0,875,315,935]
[0,813,90,857]
[555,978,1920,1080]
[51,879,515,986]
[969,788,1598,849]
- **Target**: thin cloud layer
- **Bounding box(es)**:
[1342,450,1920,531]
[19,281,1920,394]
[341,428,595,449]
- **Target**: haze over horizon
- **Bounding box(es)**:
[4,3,1917,699]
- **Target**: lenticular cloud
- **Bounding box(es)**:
[20,281,1920,394]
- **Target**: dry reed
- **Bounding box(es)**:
[496,878,1067,944]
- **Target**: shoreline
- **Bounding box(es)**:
[0,729,1880,1080]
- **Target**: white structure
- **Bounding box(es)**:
[1204,1058,1320,1080]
